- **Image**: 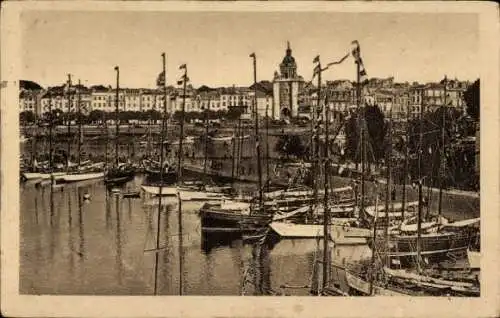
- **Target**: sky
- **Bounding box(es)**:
[21,10,479,89]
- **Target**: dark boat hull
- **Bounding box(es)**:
[373,231,477,268]
[105,167,135,185]
[200,206,272,233]
[144,169,178,185]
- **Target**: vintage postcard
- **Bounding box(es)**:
[1,1,499,317]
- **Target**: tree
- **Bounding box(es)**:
[407,106,463,188]
[225,106,244,121]
[344,104,387,165]
[464,79,479,121]
[88,110,104,124]
[20,111,35,125]
[365,105,388,164]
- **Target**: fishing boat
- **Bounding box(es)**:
[141,183,229,201]
[361,200,419,225]
[269,221,369,242]
[22,170,67,182]
[200,55,270,234]
[379,217,480,262]
[143,159,178,184]
[200,200,272,233]
[371,78,480,270]
[209,134,250,142]
[104,66,136,185]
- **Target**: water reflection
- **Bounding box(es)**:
[20,176,477,295]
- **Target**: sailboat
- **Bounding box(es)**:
[268,54,371,243]
[140,60,226,202]
[21,92,67,182]
[199,53,273,233]
[142,78,178,185]
[104,66,135,186]
[58,76,105,183]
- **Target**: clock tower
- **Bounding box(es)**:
[272,42,305,120]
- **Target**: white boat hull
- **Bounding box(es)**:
[269,221,370,244]
[22,172,66,181]
[60,172,105,182]
[141,185,229,201]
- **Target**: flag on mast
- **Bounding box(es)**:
[156,71,165,87]
[249,53,256,58]
[351,40,368,83]
[177,74,189,86]
[313,55,320,64]
[179,64,187,70]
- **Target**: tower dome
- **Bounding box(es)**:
[279,41,297,79]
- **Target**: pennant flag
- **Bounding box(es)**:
[313,55,320,64]
[324,52,350,69]
[156,71,165,87]
[351,40,368,83]
[249,53,256,58]
[114,66,119,71]
[179,64,186,70]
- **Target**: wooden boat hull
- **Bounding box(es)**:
[200,206,271,232]
[105,166,135,185]
[144,170,178,185]
[374,231,476,268]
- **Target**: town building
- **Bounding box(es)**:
[272,42,305,120]
[19,80,44,116]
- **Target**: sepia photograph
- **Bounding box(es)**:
[1,1,499,317]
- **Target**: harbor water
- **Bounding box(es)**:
[20,174,478,296]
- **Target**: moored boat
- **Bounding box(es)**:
[200,200,272,233]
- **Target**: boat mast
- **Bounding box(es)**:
[231,118,237,180]
[438,76,447,219]
[148,91,153,158]
[66,74,72,172]
[320,56,331,291]
[104,101,109,171]
[48,95,54,209]
[203,95,211,182]
[114,66,120,167]
[384,106,393,267]
[153,52,167,295]
[357,57,366,225]
[237,91,244,178]
[177,62,187,296]
[416,87,424,274]
[402,93,409,220]
[177,64,187,186]
[311,58,322,220]
[77,79,82,169]
[369,188,379,295]
[30,101,37,171]
[250,53,263,209]
[265,94,270,192]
